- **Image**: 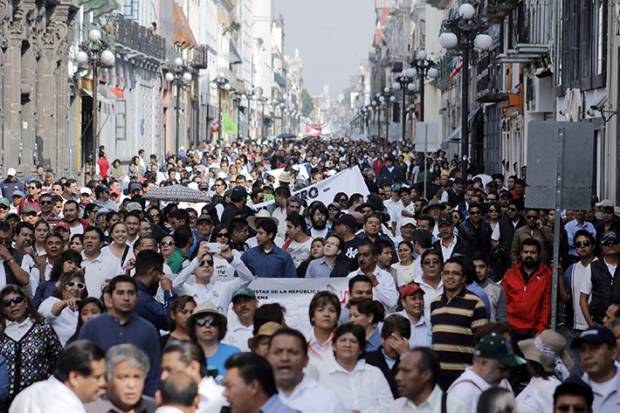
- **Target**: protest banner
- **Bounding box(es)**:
[266,164,310,182]
[247,278,349,332]
[251,166,369,210]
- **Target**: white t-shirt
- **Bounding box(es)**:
[287,238,313,268]
[571,259,596,330]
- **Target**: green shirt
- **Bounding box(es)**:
[167,248,188,274]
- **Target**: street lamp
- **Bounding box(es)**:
[439,2,492,178]
[165,58,193,153]
[381,87,393,141]
[213,73,230,142]
[76,27,115,166]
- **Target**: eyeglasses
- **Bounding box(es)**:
[40,201,53,206]
[555,404,587,413]
[575,241,591,248]
[423,259,440,266]
[2,296,24,307]
[195,316,216,327]
[200,259,214,267]
[488,209,498,213]
[215,232,229,238]
[149,213,160,218]
[67,281,85,290]
[602,240,619,246]
[160,241,174,247]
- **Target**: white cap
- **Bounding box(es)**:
[80,187,92,195]
[6,168,16,176]
[400,218,417,228]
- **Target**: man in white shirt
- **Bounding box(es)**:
[223,288,257,351]
[82,227,122,297]
[449,333,524,412]
[391,348,466,412]
[267,327,343,413]
[155,371,200,413]
[565,230,597,332]
[284,213,313,269]
[10,340,106,413]
[571,326,620,413]
[347,240,399,311]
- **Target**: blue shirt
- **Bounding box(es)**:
[134,279,176,331]
[241,245,297,278]
[305,257,334,278]
[366,328,382,353]
[467,282,492,319]
[397,310,433,349]
[207,342,240,382]
[0,355,8,406]
[79,312,161,396]
[565,219,597,256]
[259,394,298,413]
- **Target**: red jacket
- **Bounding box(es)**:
[502,262,552,334]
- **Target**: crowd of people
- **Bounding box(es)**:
[0,136,618,413]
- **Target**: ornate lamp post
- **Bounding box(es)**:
[76,27,115,165]
[164,58,193,153]
[439,2,492,177]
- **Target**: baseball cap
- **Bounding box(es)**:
[54,221,71,232]
[80,187,92,196]
[399,283,424,298]
[596,199,614,208]
[11,190,25,198]
[600,230,618,245]
[128,182,143,192]
[438,216,453,227]
[334,213,357,229]
[230,186,247,203]
[197,215,213,225]
[571,326,616,348]
[22,205,38,216]
[6,168,16,176]
[475,333,526,367]
[400,218,417,228]
[125,202,143,212]
[232,287,256,301]
[0,198,10,208]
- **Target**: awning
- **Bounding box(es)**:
[443,108,481,143]
[173,2,198,49]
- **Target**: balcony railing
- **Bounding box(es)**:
[487,0,522,23]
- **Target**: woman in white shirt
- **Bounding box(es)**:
[39,271,87,346]
[318,323,394,412]
[173,241,254,314]
[306,291,340,370]
[516,330,573,413]
[101,222,134,273]
[393,241,416,286]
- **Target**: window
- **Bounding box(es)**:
[115,100,127,141]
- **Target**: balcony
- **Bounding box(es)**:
[497,44,549,64]
[487,0,522,23]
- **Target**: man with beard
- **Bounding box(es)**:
[502,238,552,340]
[308,202,329,239]
[133,249,175,331]
[62,200,88,235]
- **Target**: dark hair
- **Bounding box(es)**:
[348,274,372,292]
[325,234,344,251]
[417,215,435,229]
[224,353,278,397]
[521,237,541,253]
[413,230,432,249]
[358,239,378,256]
[381,314,411,339]
[15,221,34,236]
[230,218,249,234]
[274,186,291,198]
[471,251,488,264]
[269,327,309,357]
[171,209,190,226]
[52,271,87,300]
[421,249,442,265]
[173,226,193,248]
[553,377,594,409]
[468,203,482,212]
[333,323,366,356]
[476,387,515,413]
[168,295,197,330]
[68,298,105,343]
[256,219,277,240]
[49,249,83,283]
[134,249,164,276]
[253,303,286,335]
[573,229,595,246]
[163,341,207,378]
[0,285,43,328]
[63,199,79,210]
[108,275,138,294]
[135,236,157,251]
[188,312,227,341]
[411,346,441,386]
[308,291,341,327]
[286,213,307,231]
[84,226,105,243]
[348,298,385,325]
[53,340,105,382]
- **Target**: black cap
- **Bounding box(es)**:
[197,215,213,224]
[438,216,453,227]
[335,213,357,229]
[570,326,615,348]
[231,186,247,203]
[129,182,142,192]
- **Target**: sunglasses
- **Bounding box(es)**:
[66,281,85,290]
[508,207,517,212]
[488,209,498,213]
[160,241,174,247]
[575,241,591,248]
[469,211,481,216]
[2,296,24,307]
[526,216,538,220]
[195,316,216,327]
[40,201,53,205]
[215,232,229,238]
[200,259,214,267]
[0,205,8,210]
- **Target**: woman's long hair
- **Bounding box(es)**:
[49,250,83,283]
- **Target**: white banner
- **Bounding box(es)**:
[251,166,370,210]
[247,278,349,332]
[266,164,310,182]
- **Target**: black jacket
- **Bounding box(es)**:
[459,219,492,259]
[365,347,400,398]
[432,236,472,262]
[589,258,620,324]
[498,218,526,265]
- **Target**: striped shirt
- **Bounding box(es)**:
[430,288,488,381]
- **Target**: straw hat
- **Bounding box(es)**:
[278,170,295,184]
[247,209,279,231]
[518,329,573,373]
